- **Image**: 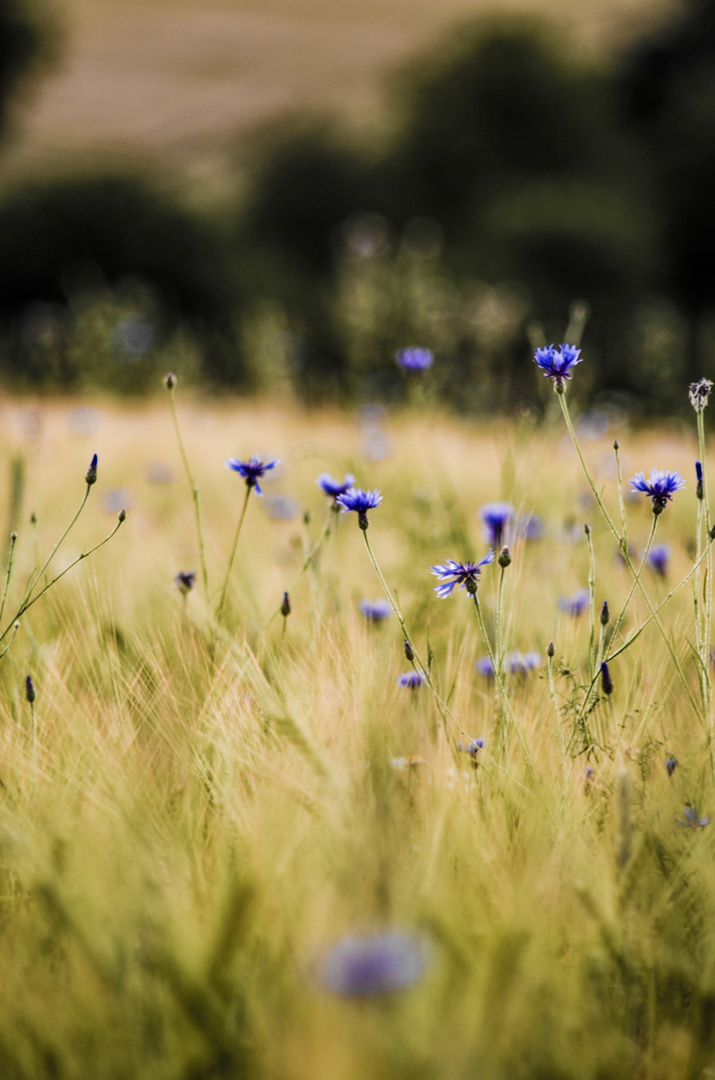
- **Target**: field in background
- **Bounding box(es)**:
[0,392,714,1076]
[2,0,676,201]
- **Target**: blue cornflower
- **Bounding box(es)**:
[696,461,704,501]
[647,543,671,576]
[359,599,392,622]
[396,347,433,372]
[665,756,678,777]
[225,454,279,496]
[630,469,685,515]
[557,587,590,617]
[398,671,425,689]
[85,452,98,486]
[600,661,613,696]
[508,651,542,674]
[533,343,583,389]
[336,487,383,530]
[174,570,195,595]
[676,807,710,829]
[317,472,355,500]
[431,551,495,597]
[475,656,494,677]
[479,503,515,548]
[458,737,485,760]
[516,513,543,541]
[320,931,429,996]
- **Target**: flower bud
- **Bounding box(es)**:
[118,509,127,523]
[498,546,512,568]
[25,675,36,704]
[547,641,555,658]
[600,661,613,696]
[281,591,291,618]
[85,453,98,487]
[164,372,177,390]
[600,600,610,626]
[404,639,415,663]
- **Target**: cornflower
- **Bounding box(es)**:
[557,588,590,616]
[630,469,685,515]
[676,807,710,829]
[317,473,355,501]
[225,455,279,496]
[359,599,392,622]
[396,347,433,372]
[479,503,514,548]
[320,932,429,996]
[398,671,425,689]
[647,543,671,576]
[336,488,383,530]
[665,756,678,777]
[174,571,196,595]
[430,552,495,597]
[458,737,484,760]
[533,343,583,390]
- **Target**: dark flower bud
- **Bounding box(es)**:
[118,509,126,523]
[25,675,36,704]
[547,642,555,658]
[303,510,311,527]
[85,453,98,487]
[281,591,291,618]
[10,531,17,542]
[30,512,37,525]
[404,639,415,663]
[358,510,370,531]
[613,439,619,451]
[555,378,566,395]
[665,756,678,777]
[584,523,591,536]
[696,461,704,501]
[600,661,613,696]
[164,372,177,390]
[600,600,610,626]
[498,546,512,568]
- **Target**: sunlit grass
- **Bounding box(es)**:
[0,392,713,1078]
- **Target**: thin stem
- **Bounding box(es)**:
[22,485,91,605]
[0,532,18,628]
[614,441,629,542]
[559,391,700,718]
[609,515,659,647]
[495,564,507,676]
[217,486,252,627]
[265,507,334,628]
[698,410,712,722]
[586,525,597,680]
[472,593,537,783]
[547,649,569,798]
[168,385,210,605]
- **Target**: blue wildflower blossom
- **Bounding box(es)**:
[320,931,429,996]
[336,487,383,530]
[665,756,678,777]
[359,599,392,622]
[458,737,485,760]
[676,807,710,829]
[516,513,543,540]
[398,671,425,689]
[431,551,495,597]
[630,469,685,515]
[647,543,671,576]
[696,461,704,501]
[533,343,583,388]
[225,454,279,496]
[558,587,590,617]
[508,651,542,674]
[475,656,494,677]
[317,472,355,500]
[479,503,515,548]
[396,347,433,372]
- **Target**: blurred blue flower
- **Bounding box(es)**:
[225,455,279,496]
[647,543,671,576]
[103,488,130,513]
[264,495,300,521]
[696,460,704,500]
[558,588,590,617]
[359,599,392,622]
[398,671,425,689]
[475,656,494,677]
[320,931,429,996]
[479,503,514,548]
[533,343,583,384]
[630,469,685,514]
[516,513,543,541]
[396,347,434,372]
[458,737,485,760]
[665,756,678,777]
[317,472,355,499]
[431,552,495,598]
[508,651,542,674]
[676,807,710,829]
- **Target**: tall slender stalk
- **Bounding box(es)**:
[697,409,712,730]
[217,487,252,627]
[166,377,210,606]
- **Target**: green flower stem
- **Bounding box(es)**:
[586,526,597,680]
[216,486,252,627]
[168,384,209,606]
[265,507,334,628]
[22,484,91,606]
[547,648,569,798]
[613,441,629,542]
[697,409,712,724]
[472,592,537,784]
[0,531,18,629]
[495,564,507,676]
[559,391,700,718]
[609,514,659,648]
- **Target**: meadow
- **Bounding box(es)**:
[0,363,714,1079]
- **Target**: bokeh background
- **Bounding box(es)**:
[0,0,713,413]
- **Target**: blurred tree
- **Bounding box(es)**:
[0,0,60,143]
